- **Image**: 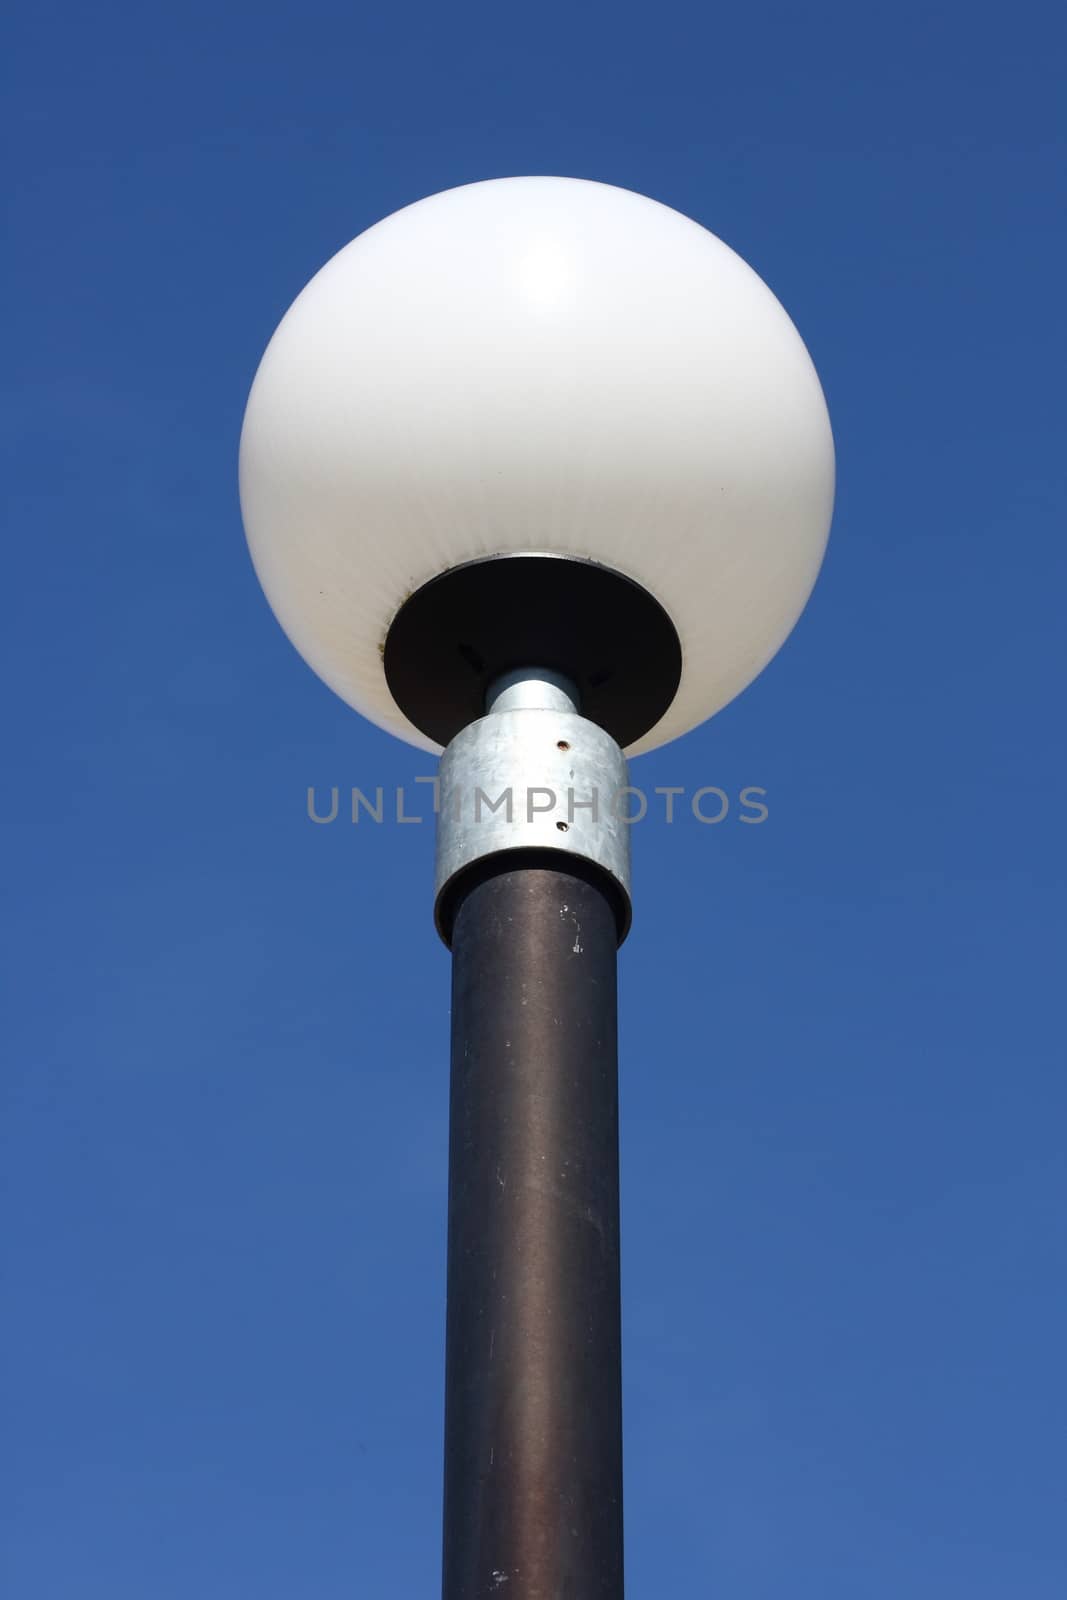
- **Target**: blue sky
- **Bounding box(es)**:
[3,2,1065,1595]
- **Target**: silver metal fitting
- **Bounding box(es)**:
[434,669,632,946]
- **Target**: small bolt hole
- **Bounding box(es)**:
[557,740,570,751]
[556,821,569,832]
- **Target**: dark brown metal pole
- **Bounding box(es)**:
[442,858,624,1600]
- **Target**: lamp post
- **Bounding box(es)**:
[239,176,834,1599]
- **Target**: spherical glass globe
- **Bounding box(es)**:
[239,176,834,754]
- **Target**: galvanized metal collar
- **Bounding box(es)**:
[484,668,579,715]
[434,669,632,947]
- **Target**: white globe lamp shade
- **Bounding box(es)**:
[239,176,834,754]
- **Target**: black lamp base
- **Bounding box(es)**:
[383,553,682,748]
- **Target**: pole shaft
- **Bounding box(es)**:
[442,860,624,1600]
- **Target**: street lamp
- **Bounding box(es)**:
[239,175,834,1599]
